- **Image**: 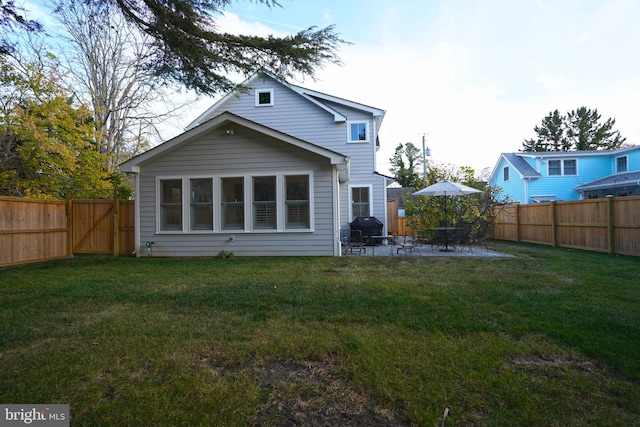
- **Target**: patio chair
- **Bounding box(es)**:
[453,222,473,253]
[469,219,491,250]
[341,229,367,255]
[396,232,422,255]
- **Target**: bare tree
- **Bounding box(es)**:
[51,1,196,169]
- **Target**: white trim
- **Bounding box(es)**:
[254,88,274,107]
[134,173,141,257]
[616,155,628,173]
[348,184,373,220]
[333,166,340,256]
[547,158,578,176]
[347,121,370,143]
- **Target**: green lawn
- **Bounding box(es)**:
[1,242,639,426]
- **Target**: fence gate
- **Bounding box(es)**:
[72,200,115,254]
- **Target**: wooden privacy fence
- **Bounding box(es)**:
[1,196,135,267]
[492,196,640,257]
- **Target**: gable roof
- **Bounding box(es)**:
[119,111,349,173]
[490,153,542,182]
[185,71,385,131]
[502,153,542,178]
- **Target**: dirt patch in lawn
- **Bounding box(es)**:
[254,357,409,427]
[205,351,409,426]
[510,352,600,374]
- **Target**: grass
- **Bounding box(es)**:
[1,242,639,426]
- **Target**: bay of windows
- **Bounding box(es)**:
[158,173,312,232]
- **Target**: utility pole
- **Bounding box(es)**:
[422,133,430,182]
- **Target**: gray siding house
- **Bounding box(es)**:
[119,72,389,257]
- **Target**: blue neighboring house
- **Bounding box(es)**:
[489,146,640,204]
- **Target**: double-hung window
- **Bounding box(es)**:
[285,175,310,229]
[221,177,244,230]
[253,176,277,229]
[503,166,510,182]
[351,186,370,218]
[548,159,577,176]
[160,179,183,231]
[190,178,213,230]
[616,156,628,173]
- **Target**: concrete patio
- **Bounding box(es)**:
[342,242,514,258]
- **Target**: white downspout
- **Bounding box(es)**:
[332,165,342,256]
[132,168,141,257]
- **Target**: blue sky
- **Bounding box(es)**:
[214,0,640,175]
[25,0,640,176]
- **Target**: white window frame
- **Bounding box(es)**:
[189,177,214,231]
[503,166,510,182]
[220,176,245,231]
[548,159,577,176]
[616,155,628,173]
[349,184,372,220]
[158,177,185,232]
[347,121,369,143]
[156,172,314,234]
[255,89,274,107]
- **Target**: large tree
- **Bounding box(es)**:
[522,107,625,152]
[389,142,422,187]
[4,0,345,96]
[51,1,193,170]
[0,54,110,199]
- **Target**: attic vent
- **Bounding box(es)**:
[255,89,274,107]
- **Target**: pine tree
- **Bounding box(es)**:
[522,107,625,152]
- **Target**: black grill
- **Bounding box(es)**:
[350,216,383,245]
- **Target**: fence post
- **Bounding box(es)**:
[550,201,557,247]
[66,192,74,257]
[514,204,520,242]
[606,196,614,254]
[113,192,120,257]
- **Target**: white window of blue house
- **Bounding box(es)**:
[503,166,510,182]
[616,156,628,173]
[348,121,369,143]
[548,159,577,176]
[255,89,274,107]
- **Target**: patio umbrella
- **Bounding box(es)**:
[411,180,481,228]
